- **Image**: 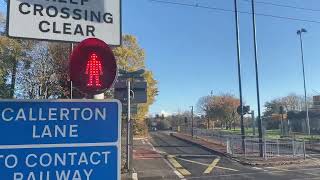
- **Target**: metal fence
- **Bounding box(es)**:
[228,137,306,159]
[177,127,306,159]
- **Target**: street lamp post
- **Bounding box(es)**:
[251,0,263,157]
[234,0,246,154]
[190,106,194,138]
[297,28,310,135]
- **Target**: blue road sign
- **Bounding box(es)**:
[0,100,121,180]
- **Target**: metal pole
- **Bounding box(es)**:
[277,139,280,156]
[234,0,245,154]
[10,57,17,98]
[281,112,285,136]
[251,111,256,136]
[303,140,306,160]
[70,81,73,99]
[191,106,194,138]
[251,0,263,157]
[70,43,74,99]
[298,32,310,135]
[126,79,132,172]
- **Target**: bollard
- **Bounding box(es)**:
[292,139,295,157]
[264,140,267,160]
[227,138,231,154]
[277,139,280,156]
[244,139,247,157]
[303,140,306,160]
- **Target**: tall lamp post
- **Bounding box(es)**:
[297,28,310,135]
[190,106,194,138]
[234,0,246,154]
[251,0,263,157]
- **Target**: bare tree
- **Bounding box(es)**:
[17,42,62,99]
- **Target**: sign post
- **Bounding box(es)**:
[7,0,121,45]
[0,100,121,180]
[116,69,146,172]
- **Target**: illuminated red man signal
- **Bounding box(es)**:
[86,53,103,87]
[70,38,117,94]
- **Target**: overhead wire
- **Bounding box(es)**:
[149,0,320,24]
[241,0,320,12]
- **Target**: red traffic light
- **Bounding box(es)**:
[70,38,117,94]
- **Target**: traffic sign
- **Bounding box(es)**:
[7,0,121,45]
[0,99,121,180]
[122,104,138,114]
[237,105,250,115]
[114,81,147,104]
[70,38,117,95]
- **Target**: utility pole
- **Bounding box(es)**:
[234,0,245,154]
[191,106,194,138]
[251,0,263,157]
[297,28,310,135]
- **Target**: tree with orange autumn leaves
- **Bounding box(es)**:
[197,94,240,129]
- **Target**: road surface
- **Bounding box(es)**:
[132,131,320,179]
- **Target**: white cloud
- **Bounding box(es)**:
[160,110,171,117]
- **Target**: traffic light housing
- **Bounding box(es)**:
[237,105,250,115]
[70,38,117,95]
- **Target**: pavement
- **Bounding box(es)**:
[128,131,320,180]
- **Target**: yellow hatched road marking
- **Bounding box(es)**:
[168,157,182,168]
[177,168,192,176]
[176,157,238,172]
[167,156,191,176]
[204,158,220,174]
[176,157,209,166]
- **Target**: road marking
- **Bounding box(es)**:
[264,166,320,177]
[132,172,138,180]
[147,138,185,179]
[176,157,238,172]
[162,157,186,179]
[175,154,219,158]
[168,156,183,168]
[167,156,191,176]
[176,157,209,166]
[203,158,220,174]
[215,166,238,172]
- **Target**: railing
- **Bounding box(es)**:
[177,127,306,159]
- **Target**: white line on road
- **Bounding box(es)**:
[263,166,320,177]
[163,153,186,179]
[147,140,167,154]
[176,157,209,166]
[252,167,262,170]
[175,157,238,172]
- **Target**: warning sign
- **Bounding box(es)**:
[7,0,121,45]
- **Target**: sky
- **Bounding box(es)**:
[1,0,320,116]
